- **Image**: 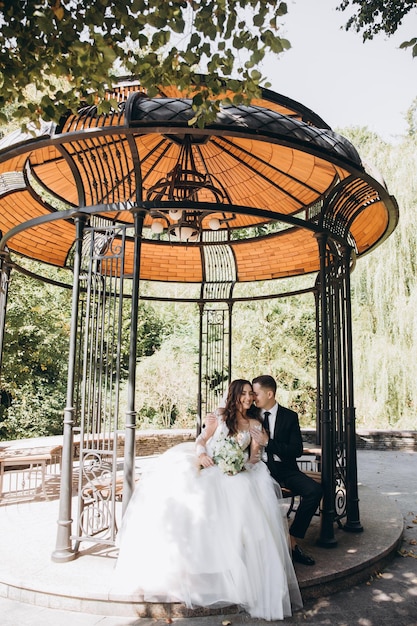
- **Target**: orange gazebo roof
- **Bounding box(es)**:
[0,79,398,287]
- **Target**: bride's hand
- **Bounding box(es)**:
[199,453,214,468]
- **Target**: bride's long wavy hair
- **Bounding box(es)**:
[223,379,253,435]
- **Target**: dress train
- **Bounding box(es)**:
[112,436,302,621]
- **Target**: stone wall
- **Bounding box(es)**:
[114,428,417,457]
[115,429,196,458]
[7,428,415,461]
[355,430,417,451]
[301,428,417,451]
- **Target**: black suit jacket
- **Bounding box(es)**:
[265,404,304,483]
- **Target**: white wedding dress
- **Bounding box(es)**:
[112,417,302,621]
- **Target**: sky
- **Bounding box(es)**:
[260,0,416,141]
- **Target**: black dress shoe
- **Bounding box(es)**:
[292,544,315,566]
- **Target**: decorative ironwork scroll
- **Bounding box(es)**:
[198,231,236,430]
[77,451,116,542]
[200,308,230,418]
[315,236,361,545]
[72,218,128,548]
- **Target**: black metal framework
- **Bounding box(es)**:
[0,83,398,562]
[0,250,11,383]
[198,230,236,431]
[199,306,231,418]
[315,234,362,547]
[49,215,367,559]
[74,219,128,547]
[53,217,132,558]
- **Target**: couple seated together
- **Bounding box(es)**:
[112,375,322,622]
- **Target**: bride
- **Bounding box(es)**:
[112,379,302,621]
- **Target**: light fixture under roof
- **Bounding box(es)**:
[146,136,235,242]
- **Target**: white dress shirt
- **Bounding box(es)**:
[262,403,278,436]
[262,403,281,462]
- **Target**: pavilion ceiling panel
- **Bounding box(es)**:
[205,138,326,211]
[136,137,180,176]
[121,228,321,283]
[29,144,63,166]
[30,157,78,206]
[17,221,74,266]
[233,229,320,281]
[349,201,389,254]
[0,190,51,231]
[62,135,136,207]
[133,132,345,220]
[123,240,203,282]
[60,108,125,133]
[1,197,75,265]
[321,176,394,254]
[0,154,27,175]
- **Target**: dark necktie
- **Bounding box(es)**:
[263,411,271,435]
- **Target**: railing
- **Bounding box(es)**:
[0,445,62,503]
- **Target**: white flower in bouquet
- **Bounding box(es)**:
[213,436,246,475]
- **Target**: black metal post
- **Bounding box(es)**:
[333,269,344,437]
[197,302,204,435]
[316,233,337,547]
[122,209,145,514]
[228,301,233,384]
[314,286,321,446]
[342,245,363,532]
[0,251,11,381]
[52,214,86,562]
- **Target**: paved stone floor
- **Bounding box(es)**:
[1,449,416,626]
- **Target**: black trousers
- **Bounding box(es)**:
[269,463,323,540]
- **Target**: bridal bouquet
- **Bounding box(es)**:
[213,436,246,475]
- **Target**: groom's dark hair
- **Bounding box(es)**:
[252,375,277,395]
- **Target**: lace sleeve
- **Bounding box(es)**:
[196,412,219,457]
[249,420,263,464]
[196,433,207,457]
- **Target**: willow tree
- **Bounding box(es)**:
[0,0,289,126]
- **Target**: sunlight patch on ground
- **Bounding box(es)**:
[372,588,404,603]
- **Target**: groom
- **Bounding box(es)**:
[251,375,322,566]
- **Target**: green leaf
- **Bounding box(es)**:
[276,2,288,17]
[399,37,417,49]
[190,32,201,48]
[170,17,185,34]
[0,0,293,126]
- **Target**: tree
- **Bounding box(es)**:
[0,269,72,439]
[0,259,168,439]
[405,97,417,137]
[0,0,290,127]
[338,0,417,57]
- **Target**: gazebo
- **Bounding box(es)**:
[0,78,398,561]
